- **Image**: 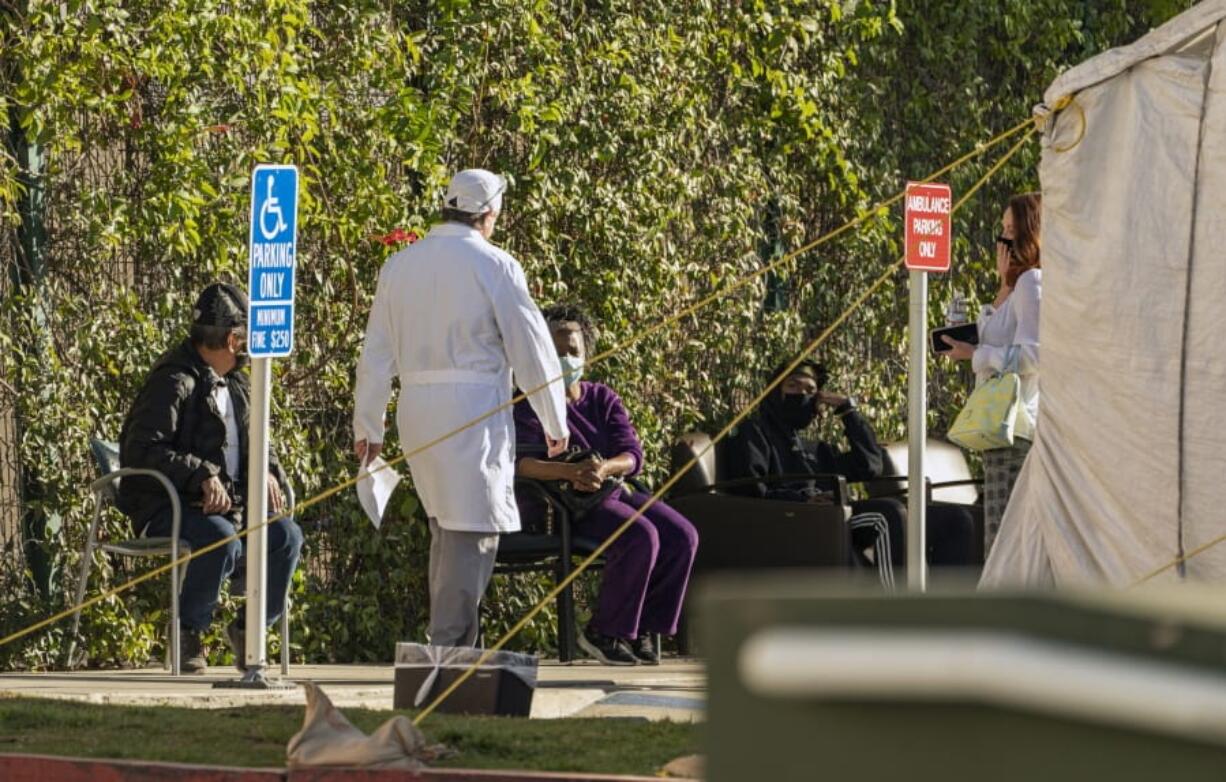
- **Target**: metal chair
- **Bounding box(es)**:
[667,431,856,573]
[496,477,604,663]
[68,438,293,676]
[68,438,186,675]
[863,439,986,564]
[280,493,293,675]
[665,431,866,654]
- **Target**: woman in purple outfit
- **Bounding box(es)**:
[514,304,698,666]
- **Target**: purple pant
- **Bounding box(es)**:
[579,490,698,640]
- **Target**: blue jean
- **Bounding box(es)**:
[144,509,303,633]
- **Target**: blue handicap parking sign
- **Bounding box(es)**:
[247,164,299,357]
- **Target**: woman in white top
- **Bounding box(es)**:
[942,192,1042,556]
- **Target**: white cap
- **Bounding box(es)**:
[444,169,507,215]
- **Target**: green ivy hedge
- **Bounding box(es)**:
[0,0,1192,669]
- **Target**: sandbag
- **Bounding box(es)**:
[287,681,440,770]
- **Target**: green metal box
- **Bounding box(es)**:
[702,575,1226,782]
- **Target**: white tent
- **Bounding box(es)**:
[982,0,1226,586]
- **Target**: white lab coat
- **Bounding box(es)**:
[353,223,569,533]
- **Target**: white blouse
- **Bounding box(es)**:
[973,269,1041,425]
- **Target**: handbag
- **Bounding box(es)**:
[541,448,625,516]
[948,346,1034,451]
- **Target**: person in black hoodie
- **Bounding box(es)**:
[118,282,302,673]
[718,358,976,568]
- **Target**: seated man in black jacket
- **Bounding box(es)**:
[118,282,303,673]
[718,358,976,568]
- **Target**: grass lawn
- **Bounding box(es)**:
[0,696,697,775]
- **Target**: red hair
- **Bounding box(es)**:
[1005,192,1041,288]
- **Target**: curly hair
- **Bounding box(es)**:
[542,303,597,351]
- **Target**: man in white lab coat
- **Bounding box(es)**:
[353,169,569,647]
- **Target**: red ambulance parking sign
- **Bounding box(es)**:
[904,182,952,272]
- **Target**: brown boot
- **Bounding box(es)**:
[176,627,207,674]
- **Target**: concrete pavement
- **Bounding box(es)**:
[0,659,705,722]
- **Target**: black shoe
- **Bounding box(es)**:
[631,633,660,665]
[225,620,248,673]
[175,627,207,674]
[577,626,638,666]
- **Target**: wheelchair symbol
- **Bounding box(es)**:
[258,175,289,240]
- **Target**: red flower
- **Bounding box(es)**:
[378,228,419,246]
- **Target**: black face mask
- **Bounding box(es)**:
[773,392,819,430]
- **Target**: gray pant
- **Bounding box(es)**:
[427,518,500,647]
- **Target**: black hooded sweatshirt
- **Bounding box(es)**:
[717,392,884,500]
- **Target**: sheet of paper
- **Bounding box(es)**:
[356,456,401,530]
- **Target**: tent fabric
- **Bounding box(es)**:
[1043,1,1226,104]
[982,1,1226,587]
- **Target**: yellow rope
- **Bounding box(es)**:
[0,118,1036,657]
[412,125,1037,725]
[413,264,902,725]
[1134,531,1226,586]
[582,114,1038,371]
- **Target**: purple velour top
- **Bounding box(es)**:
[513,381,644,475]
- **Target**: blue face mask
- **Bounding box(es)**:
[559,354,584,387]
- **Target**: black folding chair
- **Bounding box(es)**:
[495,478,604,663]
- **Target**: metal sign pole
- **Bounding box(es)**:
[215,163,297,690]
[245,356,271,673]
[903,180,949,592]
[907,269,929,591]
